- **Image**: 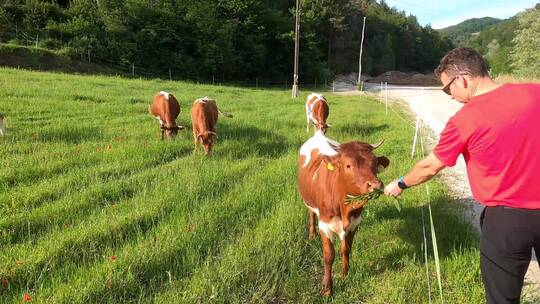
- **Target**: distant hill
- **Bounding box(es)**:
[438,17,502,46]
[467,17,519,55]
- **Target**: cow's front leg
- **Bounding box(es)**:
[309,210,316,240]
[192,132,199,150]
[320,231,335,296]
[341,228,357,277]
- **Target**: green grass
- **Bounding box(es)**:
[0,68,484,303]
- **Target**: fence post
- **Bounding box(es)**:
[169,69,172,81]
[131,64,135,76]
[87,50,91,64]
[411,116,421,157]
[35,33,38,48]
[256,77,258,88]
[212,75,215,85]
[333,80,335,93]
[380,82,383,103]
[385,82,388,115]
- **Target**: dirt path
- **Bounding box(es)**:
[361,84,539,300]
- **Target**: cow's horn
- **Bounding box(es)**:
[370,139,385,149]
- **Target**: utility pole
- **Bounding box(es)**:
[357,16,366,89]
[292,0,301,98]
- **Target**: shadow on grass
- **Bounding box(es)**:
[38,126,103,144]
[73,94,106,103]
[364,193,480,276]
[334,123,389,138]
[1,145,193,246]
[211,123,293,159]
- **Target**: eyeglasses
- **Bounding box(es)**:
[442,76,457,95]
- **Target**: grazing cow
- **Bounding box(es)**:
[149,91,184,139]
[0,113,4,136]
[306,93,331,133]
[297,130,389,296]
[191,97,232,155]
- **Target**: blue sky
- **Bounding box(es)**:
[383,0,539,29]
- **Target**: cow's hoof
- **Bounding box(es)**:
[320,288,332,297]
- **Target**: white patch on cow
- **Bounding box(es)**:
[194,97,213,104]
[300,130,340,167]
[347,214,363,235]
[318,215,362,241]
[304,202,320,216]
[159,91,170,100]
[319,217,343,241]
[154,116,164,126]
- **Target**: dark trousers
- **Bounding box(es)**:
[480,206,540,304]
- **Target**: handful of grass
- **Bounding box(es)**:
[344,188,402,212]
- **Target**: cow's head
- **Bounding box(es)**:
[316,123,332,134]
[325,140,389,195]
[197,131,217,155]
[161,124,184,139]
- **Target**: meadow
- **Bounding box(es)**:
[0,68,483,303]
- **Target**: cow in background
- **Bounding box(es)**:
[0,113,4,136]
[149,91,184,139]
[297,130,389,296]
[191,97,232,155]
[306,93,331,133]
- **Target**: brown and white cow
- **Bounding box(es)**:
[149,91,184,139]
[306,93,331,133]
[298,130,389,296]
[191,97,232,155]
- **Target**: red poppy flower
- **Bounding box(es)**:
[22,293,32,302]
[110,255,117,262]
[1,278,8,289]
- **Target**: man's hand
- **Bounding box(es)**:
[384,180,403,197]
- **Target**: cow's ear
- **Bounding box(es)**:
[377,156,390,169]
[323,154,340,171]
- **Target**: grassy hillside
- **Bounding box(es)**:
[0,68,484,303]
[0,44,119,75]
[438,17,502,46]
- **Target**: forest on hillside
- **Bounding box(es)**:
[0,0,453,82]
[438,4,540,78]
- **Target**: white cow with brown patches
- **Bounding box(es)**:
[306,93,331,133]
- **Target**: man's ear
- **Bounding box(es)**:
[377,156,390,169]
[458,74,469,89]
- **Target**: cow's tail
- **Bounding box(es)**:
[218,108,233,118]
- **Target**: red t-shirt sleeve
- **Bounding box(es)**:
[434,119,466,167]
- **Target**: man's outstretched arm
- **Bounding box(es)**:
[385,152,447,197]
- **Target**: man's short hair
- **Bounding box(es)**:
[435,47,489,78]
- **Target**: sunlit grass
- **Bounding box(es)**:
[0,68,483,303]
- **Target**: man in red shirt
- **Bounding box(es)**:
[385,47,540,304]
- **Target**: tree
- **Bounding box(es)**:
[510,7,540,78]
